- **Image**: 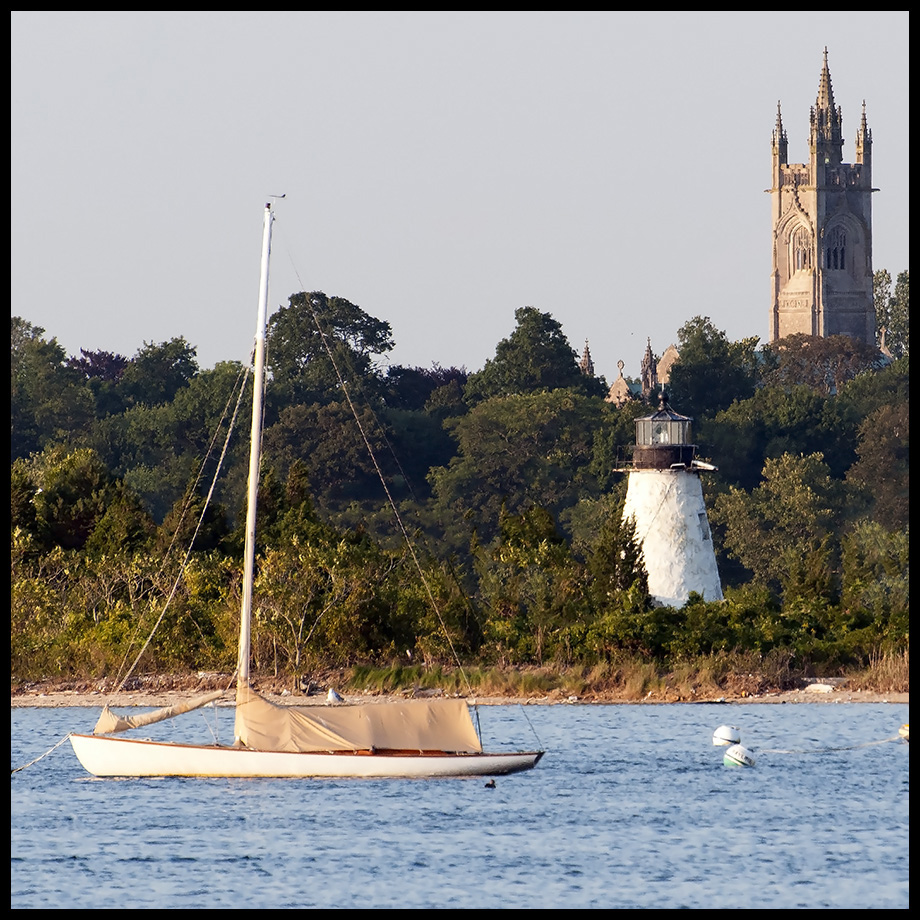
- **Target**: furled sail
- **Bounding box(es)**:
[234,686,483,753]
[92,691,226,735]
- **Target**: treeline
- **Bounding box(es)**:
[10,277,909,684]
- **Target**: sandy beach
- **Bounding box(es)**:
[11,679,908,709]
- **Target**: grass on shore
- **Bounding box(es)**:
[345,648,907,701]
[12,649,908,701]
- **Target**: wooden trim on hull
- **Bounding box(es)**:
[70,734,543,779]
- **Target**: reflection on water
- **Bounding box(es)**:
[11,703,909,908]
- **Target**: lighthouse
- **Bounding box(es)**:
[622,395,723,607]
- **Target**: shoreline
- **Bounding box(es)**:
[11,685,908,709]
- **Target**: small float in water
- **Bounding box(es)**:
[723,743,756,768]
[713,725,741,746]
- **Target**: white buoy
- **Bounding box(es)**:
[723,743,756,767]
[713,725,741,746]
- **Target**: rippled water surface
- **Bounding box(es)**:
[11,703,909,908]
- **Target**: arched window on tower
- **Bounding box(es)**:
[791,225,812,271]
[825,226,846,270]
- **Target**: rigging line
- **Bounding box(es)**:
[514,702,545,751]
[111,364,252,696]
[310,306,473,696]
[200,672,239,745]
[152,361,252,583]
[758,735,903,754]
[109,361,252,688]
[11,733,72,774]
[156,360,254,578]
[280,258,469,609]
[286,265,475,701]
[280,251,427,513]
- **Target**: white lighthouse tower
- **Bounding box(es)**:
[622,395,723,607]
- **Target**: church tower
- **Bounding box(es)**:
[769,50,875,345]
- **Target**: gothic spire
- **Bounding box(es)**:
[856,99,872,165]
[810,47,843,162]
[579,339,595,377]
[640,337,658,400]
[772,101,788,163]
[816,46,836,112]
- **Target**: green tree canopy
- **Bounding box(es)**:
[712,452,847,600]
[464,307,603,402]
[12,446,154,555]
[666,317,758,419]
[267,291,394,408]
[383,364,468,412]
[120,337,199,407]
[701,385,850,490]
[761,333,880,395]
[846,402,909,529]
[429,389,609,546]
[874,269,909,359]
[11,318,94,460]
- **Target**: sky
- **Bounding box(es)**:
[11,11,910,381]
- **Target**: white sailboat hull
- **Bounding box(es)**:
[70,733,543,779]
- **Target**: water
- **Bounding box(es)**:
[11,703,909,908]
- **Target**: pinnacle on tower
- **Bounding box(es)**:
[856,99,872,164]
[816,47,836,112]
[810,47,843,162]
[773,101,788,163]
[579,340,595,377]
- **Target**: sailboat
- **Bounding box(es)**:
[69,203,543,779]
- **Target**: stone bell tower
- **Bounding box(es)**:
[769,49,875,345]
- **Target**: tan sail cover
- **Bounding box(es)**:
[93,691,226,735]
[234,687,482,753]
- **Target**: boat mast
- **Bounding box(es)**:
[238,202,274,691]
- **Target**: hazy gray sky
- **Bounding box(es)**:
[11,11,909,380]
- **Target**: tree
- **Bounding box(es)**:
[383,364,468,411]
[263,400,392,506]
[87,361,249,522]
[587,511,649,609]
[67,349,129,382]
[120,337,199,407]
[253,527,419,671]
[701,385,849,490]
[846,402,909,529]
[267,291,394,407]
[464,307,604,402]
[666,317,758,419]
[712,452,846,600]
[12,447,153,554]
[761,333,880,394]
[875,269,909,359]
[67,348,131,417]
[891,270,910,357]
[429,390,607,545]
[476,506,587,665]
[840,521,909,646]
[11,318,94,459]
